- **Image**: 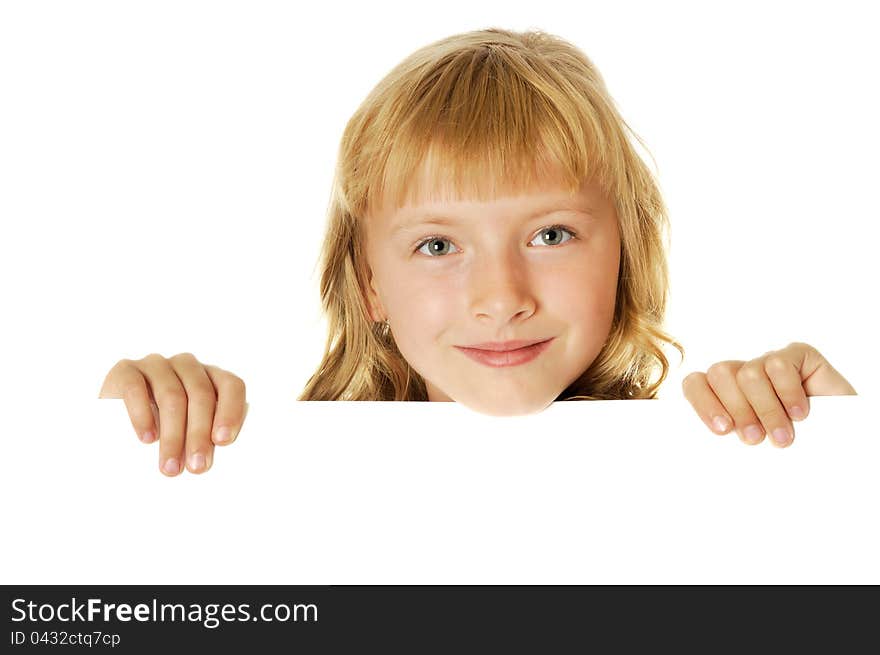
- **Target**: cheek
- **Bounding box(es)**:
[541,247,619,334]
[382,271,461,345]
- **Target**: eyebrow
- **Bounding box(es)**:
[390,204,596,236]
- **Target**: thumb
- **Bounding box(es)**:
[799,345,857,396]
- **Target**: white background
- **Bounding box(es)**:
[1,0,877,584]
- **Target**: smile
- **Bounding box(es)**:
[454,338,555,368]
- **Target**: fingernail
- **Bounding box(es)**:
[772,427,791,446]
[162,458,180,475]
[790,405,806,420]
[744,425,764,444]
[215,427,232,443]
[189,453,206,472]
[712,416,731,433]
[140,430,155,443]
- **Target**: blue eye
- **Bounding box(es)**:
[529,226,575,247]
[416,237,459,256]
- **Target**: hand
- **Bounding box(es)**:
[681,342,856,447]
[99,352,247,475]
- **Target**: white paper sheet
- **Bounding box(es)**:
[1,395,875,584]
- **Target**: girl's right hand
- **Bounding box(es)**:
[98,353,248,476]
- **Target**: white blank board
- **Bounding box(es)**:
[1,395,875,585]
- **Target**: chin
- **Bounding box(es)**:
[455,390,556,417]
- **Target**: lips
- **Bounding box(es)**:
[454,338,554,368]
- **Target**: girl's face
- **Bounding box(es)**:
[363,177,621,415]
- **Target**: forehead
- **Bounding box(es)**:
[372,186,610,239]
[366,152,607,228]
[402,186,595,226]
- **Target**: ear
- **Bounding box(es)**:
[363,265,386,323]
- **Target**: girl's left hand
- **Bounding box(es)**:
[681,342,857,447]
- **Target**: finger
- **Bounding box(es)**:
[205,366,248,446]
[736,360,795,448]
[705,361,766,445]
[763,349,810,422]
[99,359,129,399]
[681,372,734,435]
[169,353,217,474]
[106,360,159,444]
[137,354,188,476]
[789,342,858,396]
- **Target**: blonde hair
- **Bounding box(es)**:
[300,27,684,402]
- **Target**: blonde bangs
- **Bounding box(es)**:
[346,35,621,216]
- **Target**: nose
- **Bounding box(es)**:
[467,248,537,326]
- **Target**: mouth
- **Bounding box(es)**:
[454,338,555,368]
